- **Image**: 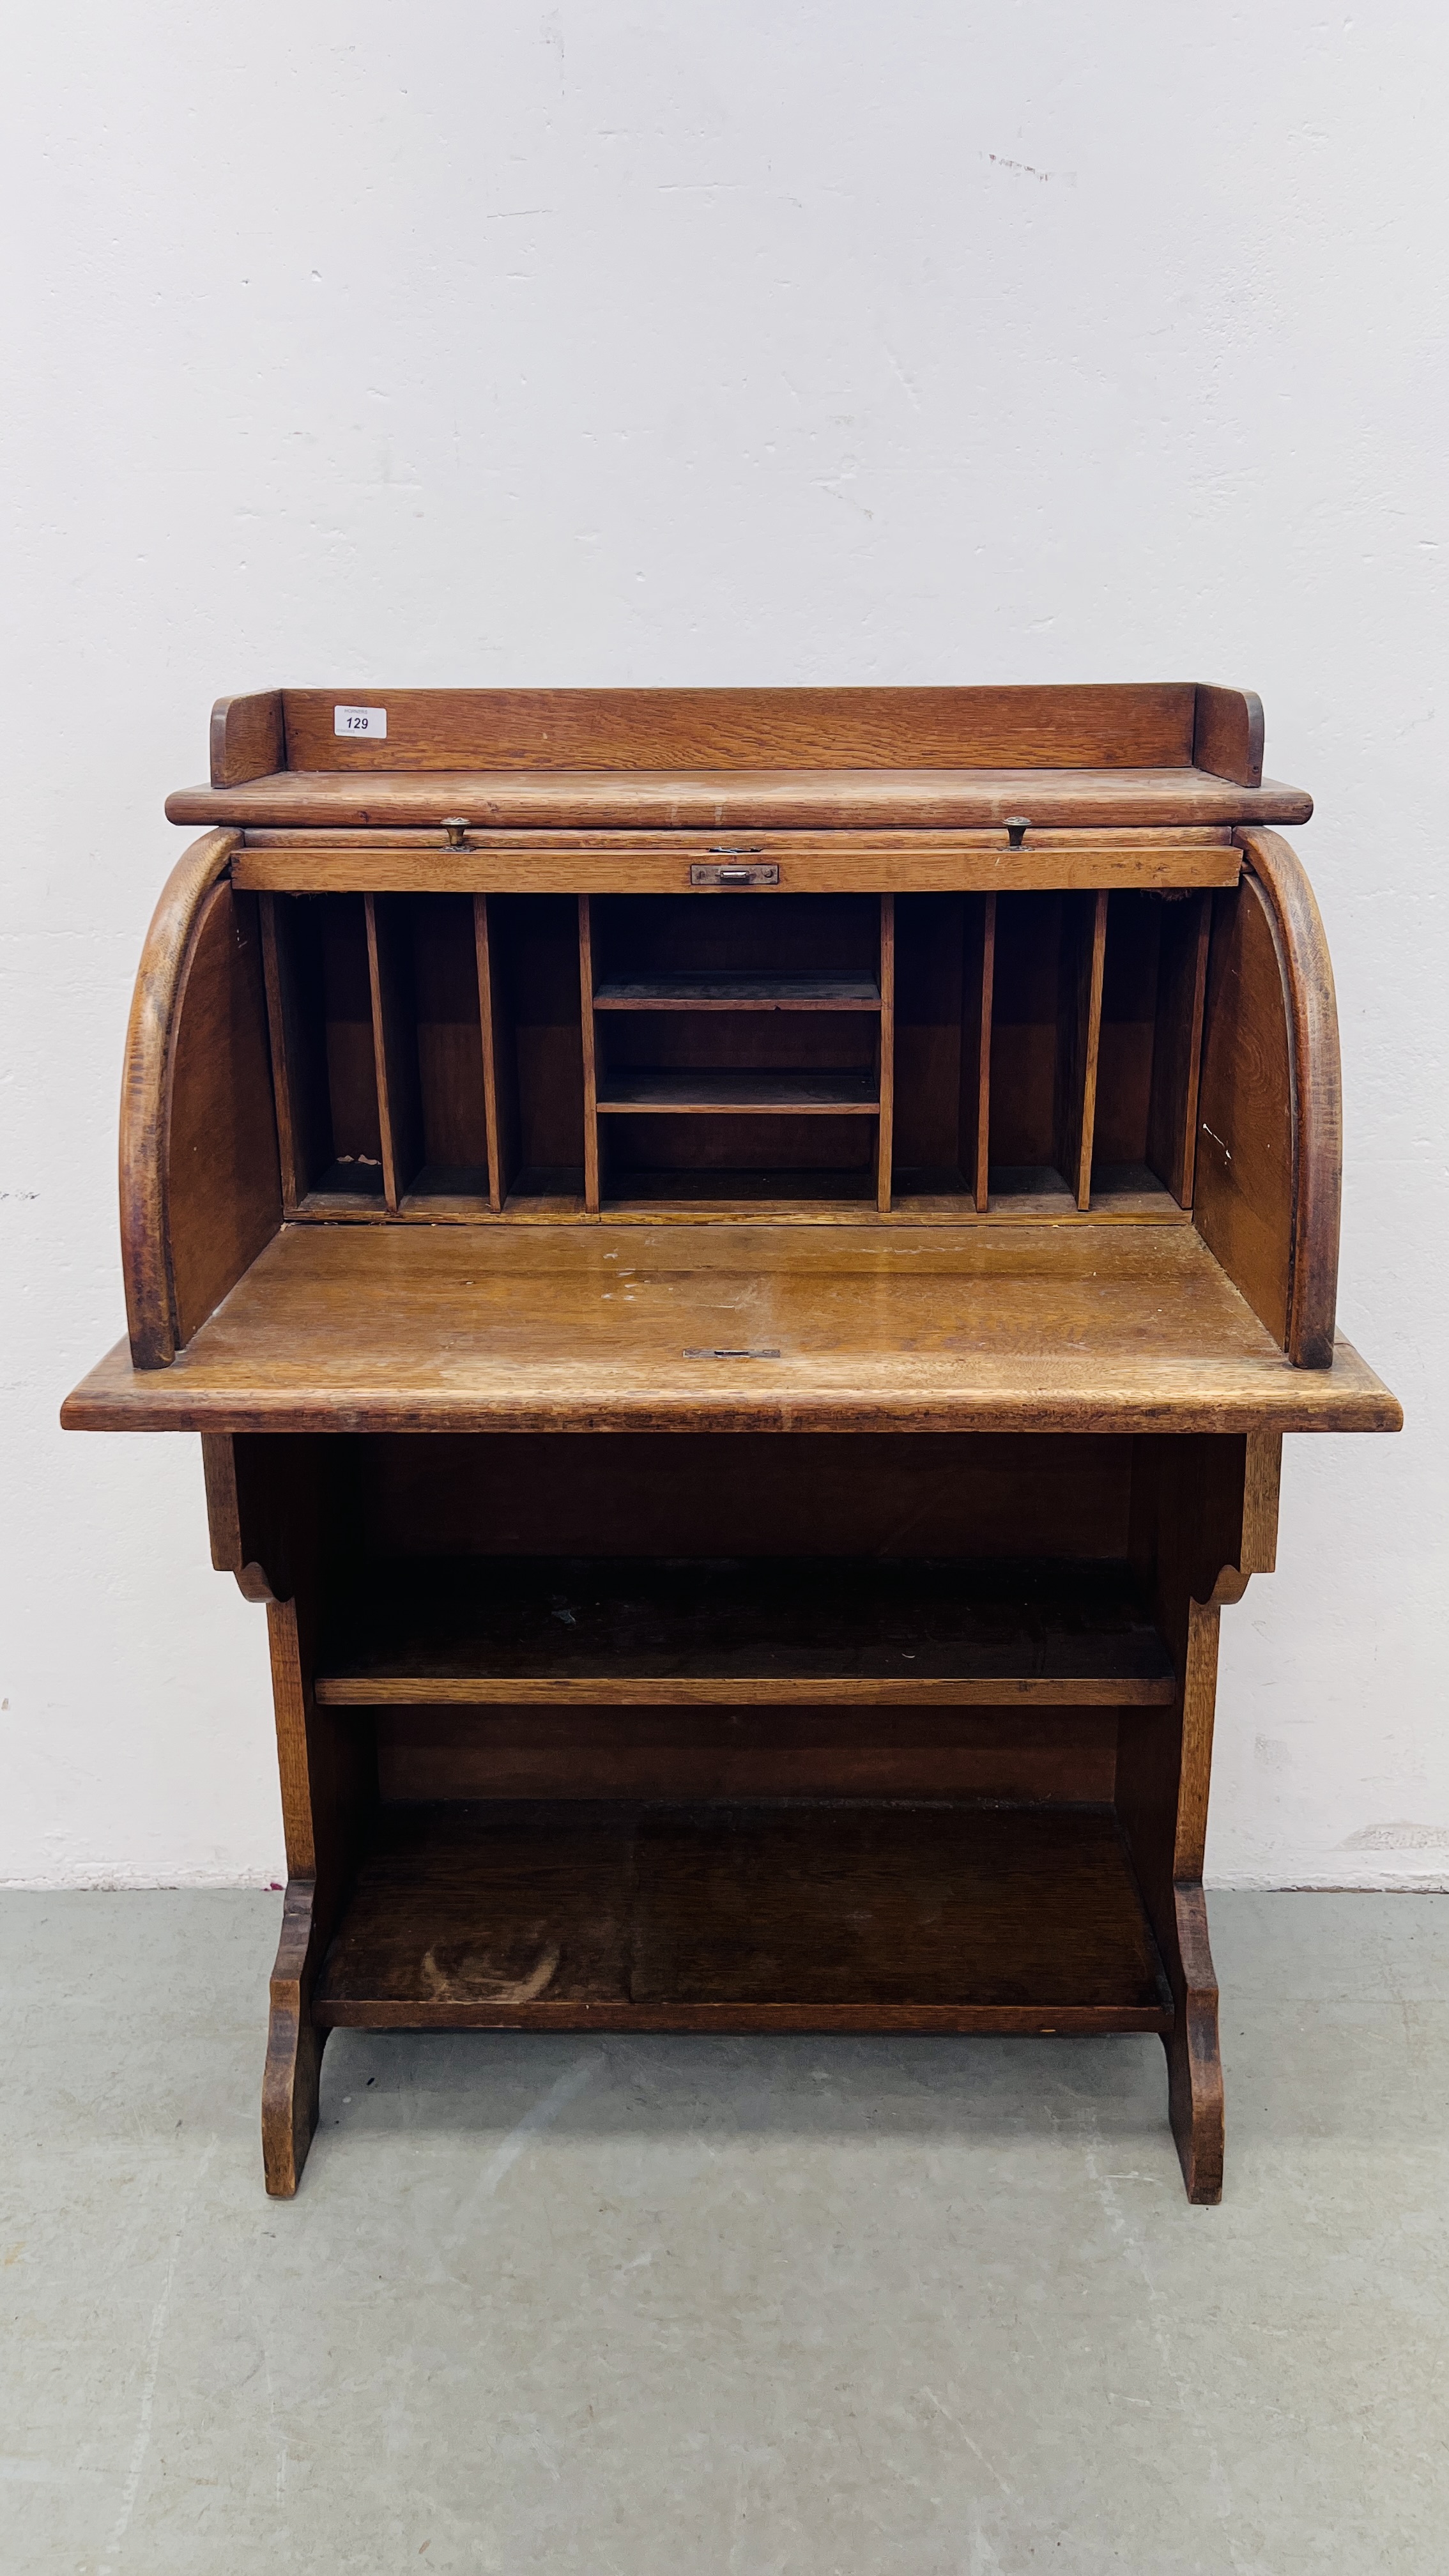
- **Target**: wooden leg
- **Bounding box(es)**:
[1119,1434,1279,2204]
[1162,1883,1224,2205]
[203,1436,377,2201]
[257,1590,374,2198]
[262,1876,328,2198]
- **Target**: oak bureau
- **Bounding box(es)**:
[62,684,1401,2200]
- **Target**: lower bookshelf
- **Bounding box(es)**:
[312,1798,1174,2034]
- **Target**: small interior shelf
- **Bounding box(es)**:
[594,973,882,1010]
[596,1070,881,1114]
[581,1167,880,1211]
[316,1557,1175,1706]
[312,1797,1174,2031]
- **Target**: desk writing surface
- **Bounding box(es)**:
[63,1222,1400,1437]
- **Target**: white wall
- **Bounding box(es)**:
[2,3,1444,1888]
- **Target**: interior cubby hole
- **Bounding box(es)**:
[266,893,385,1203]
[1091,889,1211,1205]
[487,893,586,1200]
[590,891,882,986]
[987,891,1076,1199]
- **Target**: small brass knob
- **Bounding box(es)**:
[441,816,471,850]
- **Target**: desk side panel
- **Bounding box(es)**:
[120,829,282,1365]
[1238,829,1344,1367]
[1195,832,1342,1367]
[164,881,283,1346]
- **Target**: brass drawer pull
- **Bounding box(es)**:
[689,861,780,888]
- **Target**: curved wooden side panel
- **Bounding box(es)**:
[121,831,239,1363]
[164,878,282,1347]
[1194,829,1342,1367]
[120,829,282,1365]
[1241,829,1343,1368]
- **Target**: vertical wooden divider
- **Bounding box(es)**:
[258,894,312,1213]
[365,894,422,1213]
[875,894,896,1214]
[578,894,602,1215]
[1146,890,1212,1207]
[1054,889,1108,1210]
[474,894,519,1214]
[960,893,996,1211]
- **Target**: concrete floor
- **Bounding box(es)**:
[2,1895,1446,2573]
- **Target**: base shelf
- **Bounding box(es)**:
[313,1798,1174,2032]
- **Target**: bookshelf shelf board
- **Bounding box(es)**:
[312,1797,1175,2031]
[314,1556,1177,1707]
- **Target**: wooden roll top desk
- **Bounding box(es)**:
[63,684,1400,2200]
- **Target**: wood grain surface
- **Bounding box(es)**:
[1194,871,1316,1354]
[592,972,883,1009]
[63,1221,1402,1435]
[259,893,318,1211]
[162,881,282,1348]
[1144,890,1211,1206]
[231,841,1243,896]
[172,766,1314,834]
[1119,1431,1284,2200]
[210,691,286,787]
[275,684,1203,774]
[371,1705,1123,1805]
[312,1798,1172,2029]
[238,822,1235,852]
[474,893,518,1211]
[1054,889,1108,1210]
[1236,829,1344,1367]
[406,892,490,1190]
[117,827,254,1365]
[595,1070,880,1112]
[1192,686,1264,790]
[366,894,422,1211]
[348,1430,1139,1563]
[875,894,895,1212]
